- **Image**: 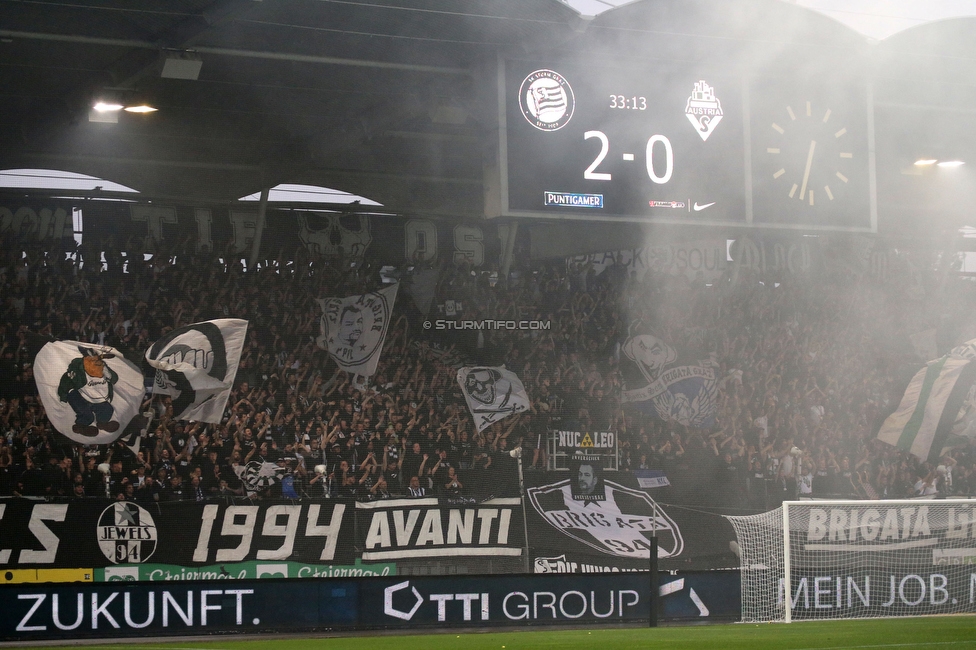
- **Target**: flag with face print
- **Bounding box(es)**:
[317,284,398,382]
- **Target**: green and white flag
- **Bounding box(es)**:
[877,355,976,463]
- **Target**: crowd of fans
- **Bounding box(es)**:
[2,228,976,512]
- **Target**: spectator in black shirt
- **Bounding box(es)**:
[136,475,160,503]
[160,474,186,501]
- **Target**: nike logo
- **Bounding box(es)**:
[693,202,715,211]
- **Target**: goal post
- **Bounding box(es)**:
[727,499,976,623]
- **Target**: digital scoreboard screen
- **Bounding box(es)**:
[500,58,875,231]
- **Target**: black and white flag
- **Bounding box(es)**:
[619,323,719,430]
[316,284,398,381]
[34,341,145,445]
[406,269,438,316]
[233,460,286,496]
[456,366,530,432]
[145,319,248,423]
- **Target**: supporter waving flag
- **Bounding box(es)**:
[457,366,530,432]
[316,283,398,383]
[877,339,976,463]
[34,341,144,445]
[145,319,248,423]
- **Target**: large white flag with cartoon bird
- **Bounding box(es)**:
[34,342,145,445]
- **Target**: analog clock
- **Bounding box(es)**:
[765,100,855,208]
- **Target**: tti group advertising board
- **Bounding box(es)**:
[501,58,876,232]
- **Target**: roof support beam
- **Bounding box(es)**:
[0,30,468,75]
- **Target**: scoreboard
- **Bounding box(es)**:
[500,58,876,232]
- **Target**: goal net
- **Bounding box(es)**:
[727,500,976,622]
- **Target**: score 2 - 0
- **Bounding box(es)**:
[583,130,674,184]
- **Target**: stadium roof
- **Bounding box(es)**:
[562,0,976,42]
[0,0,975,236]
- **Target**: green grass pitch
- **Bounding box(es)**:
[15,616,976,650]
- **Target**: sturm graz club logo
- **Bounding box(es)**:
[97,502,158,564]
[527,479,684,559]
[519,69,575,131]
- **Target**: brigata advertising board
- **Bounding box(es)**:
[780,503,976,619]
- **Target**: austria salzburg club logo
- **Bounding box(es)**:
[519,69,575,131]
[684,80,723,141]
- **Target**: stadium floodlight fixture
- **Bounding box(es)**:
[161,52,203,80]
[937,160,965,167]
[124,104,158,113]
[913,159,937,166]
[92,101,124,112]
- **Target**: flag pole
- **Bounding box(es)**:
[513,446,531,574]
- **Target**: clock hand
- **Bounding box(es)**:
[799,140,816,201]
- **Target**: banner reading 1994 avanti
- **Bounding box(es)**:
[0,497,525,581]
[0,488,738,583]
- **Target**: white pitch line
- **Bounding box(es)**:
[795,642,972,650]
[55,647,228,650]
